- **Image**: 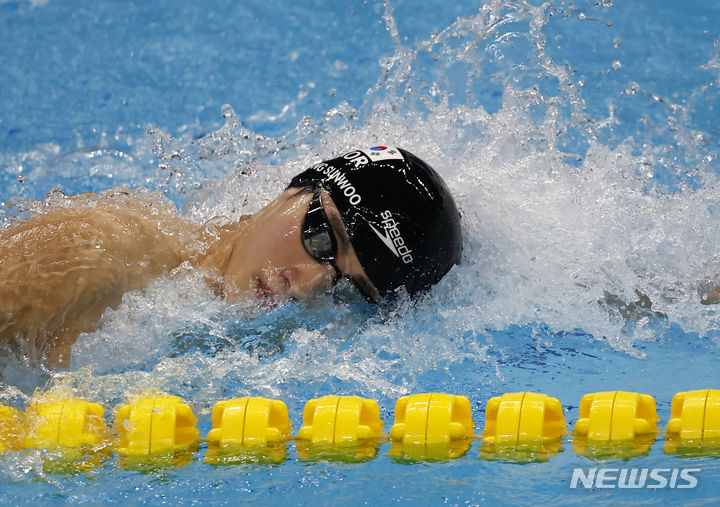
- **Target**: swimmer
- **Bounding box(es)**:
[0,147,462,368]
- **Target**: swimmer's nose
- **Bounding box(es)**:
[279,263,336,299]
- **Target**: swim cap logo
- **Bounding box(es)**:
[369,211,414,264]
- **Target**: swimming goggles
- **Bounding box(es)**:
[302,188,343,282]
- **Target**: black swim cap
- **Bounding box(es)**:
[287,146,462,300]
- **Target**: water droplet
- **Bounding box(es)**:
[625,82,640,95]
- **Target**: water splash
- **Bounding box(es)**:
[1,0,719,408]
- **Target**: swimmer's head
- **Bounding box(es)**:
[288,147,462,302]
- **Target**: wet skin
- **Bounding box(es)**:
[0,187,377,368]
[200,187,379,304]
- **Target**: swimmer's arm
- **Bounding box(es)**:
[0,197,189,366]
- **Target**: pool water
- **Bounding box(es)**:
[1,0,720,504]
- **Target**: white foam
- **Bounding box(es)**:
[2,1,719,404]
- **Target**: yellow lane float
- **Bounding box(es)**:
[114,395,199,456]
[573,391,658,459]
[574,391,658,440]
[296,395,384,462]
[204,397,291,465]
[207,397,290,446]
[298,395,383,444]
[389,393,474,460]
[665,389,720,455]
[0,388,717,467]
[24,396,109,450]
[480,392,565,461]
[0,404,23,451]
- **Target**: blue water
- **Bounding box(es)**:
[1,0,720,504]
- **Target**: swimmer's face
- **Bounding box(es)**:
[221,187,380,303]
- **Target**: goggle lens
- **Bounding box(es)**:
[302,190,342,279]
